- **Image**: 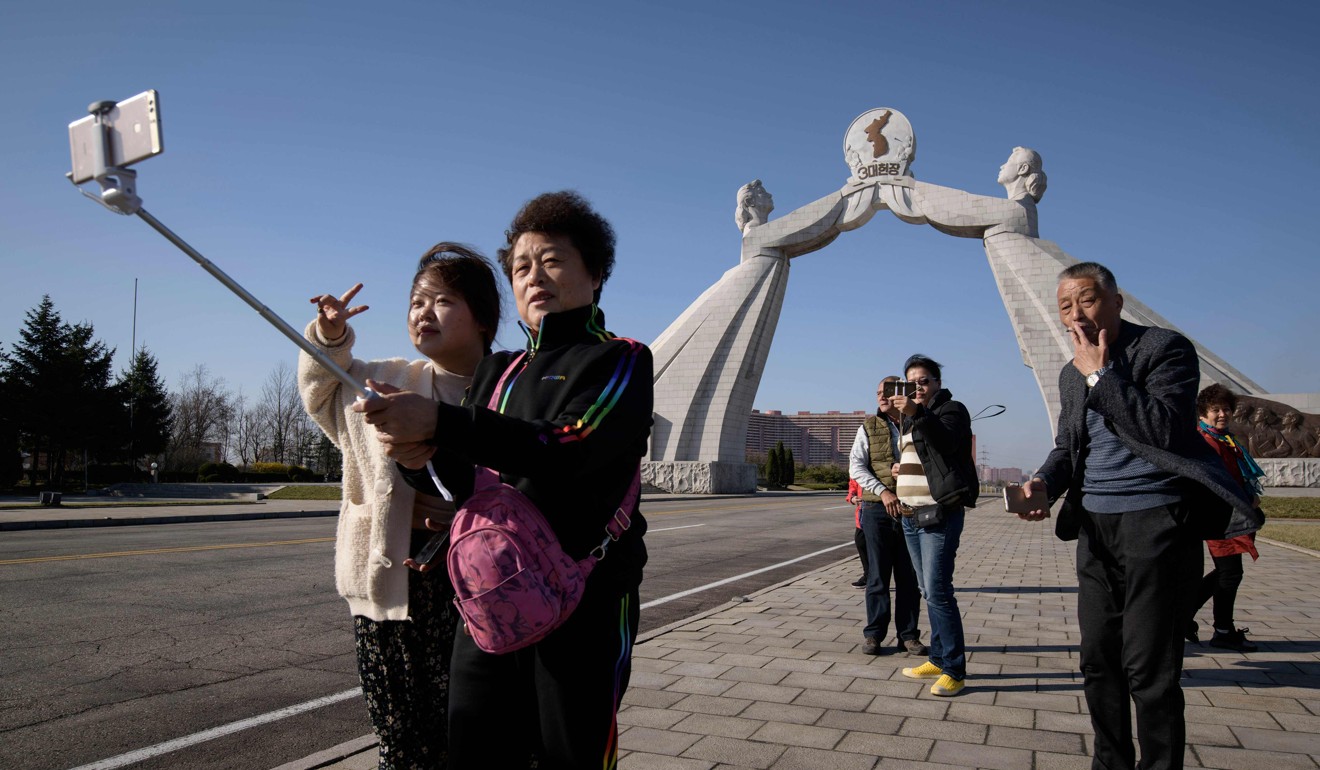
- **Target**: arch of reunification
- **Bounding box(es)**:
[642,108,1268,494]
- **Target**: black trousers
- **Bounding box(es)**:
[860,502,921,642]
[1076,504,1200,770]
[448,581,640,769]
[1193,552,1244,630]
[854,526,869,579]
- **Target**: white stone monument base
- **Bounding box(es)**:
[1258,459,1320,488]
[643,461,758,494]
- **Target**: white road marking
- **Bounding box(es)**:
[70,536,847,768]
[66,689,361,770]
[641,541,851,609]
[648,524,707,532]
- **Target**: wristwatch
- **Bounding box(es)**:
[1086,365,1110,388]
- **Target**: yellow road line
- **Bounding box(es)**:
[0,537,335,566]
[2,500,820,564]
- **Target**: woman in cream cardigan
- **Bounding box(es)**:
[298,243,501,770]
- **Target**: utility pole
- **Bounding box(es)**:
[129,278,137,475]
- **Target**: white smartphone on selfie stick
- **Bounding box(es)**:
[64,90,454,511]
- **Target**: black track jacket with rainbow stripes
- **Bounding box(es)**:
[400,303,653,592]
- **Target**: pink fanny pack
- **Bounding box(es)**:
[446,351,640,655]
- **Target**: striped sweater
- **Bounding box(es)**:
[895,431,937,507]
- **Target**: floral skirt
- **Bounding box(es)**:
[352,548,457,770]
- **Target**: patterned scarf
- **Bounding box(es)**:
[1198,421,1266,494]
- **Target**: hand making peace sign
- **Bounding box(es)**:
[310,283,369,341]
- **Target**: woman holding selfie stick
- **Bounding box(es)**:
[355,191,653,769]
[298,244,501,770]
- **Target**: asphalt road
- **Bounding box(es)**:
[0,491,858,770]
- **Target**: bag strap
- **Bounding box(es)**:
[475,346,643,563]
[588,465,641,562]
[487,351,528,412]
[433,352,528,498]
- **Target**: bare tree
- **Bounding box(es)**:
[166,365,234,471]
[258,361,302,465]
[290,410,319,469]
[229,391,270,469]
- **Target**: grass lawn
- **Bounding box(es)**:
[266,485,343,501]
[1259,523,1320,553]
[1259,496,1320,519]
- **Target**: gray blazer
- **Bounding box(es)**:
[1037,321,1261,540]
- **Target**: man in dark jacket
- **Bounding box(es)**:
[1018,262,1259,770]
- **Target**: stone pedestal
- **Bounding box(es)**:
[1258,459,1320,488]
[643,461,758,494]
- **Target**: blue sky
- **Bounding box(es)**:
[2,0,1317,470]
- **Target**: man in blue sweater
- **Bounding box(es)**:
[1018,262,1260,770]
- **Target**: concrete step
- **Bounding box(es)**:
[102,483,292,500]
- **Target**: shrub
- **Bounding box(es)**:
[800,464,848,484]
[287,465,313,482]
[86,463,137,484]
[241,471,295,483]
[198,462,239,482]
[0,449,20,490]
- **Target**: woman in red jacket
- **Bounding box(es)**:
[846,479,867,587]
[1188,384,1265,652]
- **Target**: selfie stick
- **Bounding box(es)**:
[67,97,454,502]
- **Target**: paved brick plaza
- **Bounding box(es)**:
[617,513,1320,769]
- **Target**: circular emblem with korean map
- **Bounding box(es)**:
[843,108,916,184]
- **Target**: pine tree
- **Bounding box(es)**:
[1,296,125,485]
[782,446,796,486]
[65,321,123,467]
[2,297,63,484]
[119,346,173,469]
[767,443,782,485]
[0,348,19,489]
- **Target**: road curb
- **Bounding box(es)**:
[269,734,377,770]
[0,509,338,531]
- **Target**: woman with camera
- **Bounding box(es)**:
[888,354,979,698]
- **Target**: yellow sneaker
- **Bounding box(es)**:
[901,661,943,679]
[930,674,965,696]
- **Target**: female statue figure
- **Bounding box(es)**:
[646,178,880,490]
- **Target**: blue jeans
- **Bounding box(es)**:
[859,502,921,642]
[902,505,966,680]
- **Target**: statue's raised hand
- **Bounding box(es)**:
[310,283,369,341]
